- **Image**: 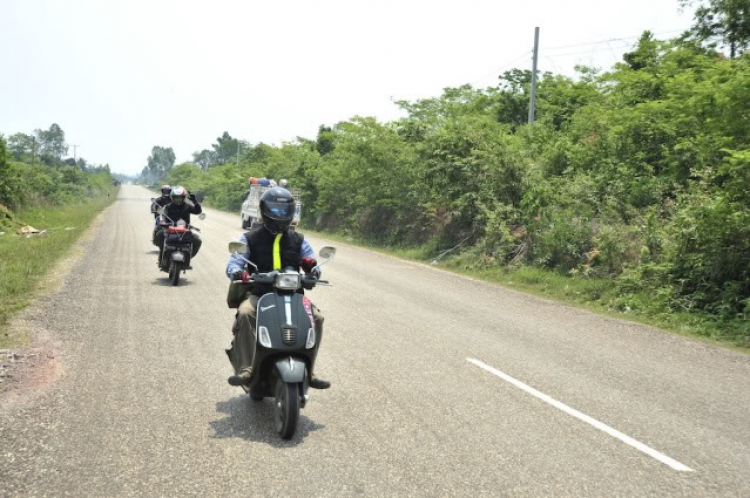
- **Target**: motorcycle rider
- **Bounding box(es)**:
[151,185,172,217]
[151,185,171,245]
[154,186,203,268]
[225,187,330,389]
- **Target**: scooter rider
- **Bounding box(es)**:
[225,187,330,389]
[154,186,203,267]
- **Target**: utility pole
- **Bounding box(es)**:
[72,144,80,162]
[528,27,540,127]
[31,136,37,165]
[236,142,242,164]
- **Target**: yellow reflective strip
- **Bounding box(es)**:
[273,234,282,270]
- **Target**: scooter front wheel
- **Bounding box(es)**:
[274,380,300,439]
[169,261,182,286]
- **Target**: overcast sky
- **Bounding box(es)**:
[0,0,694,175]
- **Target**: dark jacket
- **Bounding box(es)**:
[163,199,202,225]
[245,228,303,273]
[245,227,304,296]
[152,195,171,217]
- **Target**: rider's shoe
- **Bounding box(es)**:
[228,369,253,386]
[309,375,331,390]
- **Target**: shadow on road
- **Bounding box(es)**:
[209,396,325,446]
[151,277,193,287]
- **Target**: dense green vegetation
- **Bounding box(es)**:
[143,5,750,347]
[0,125,118,343]
[1,124,116,217]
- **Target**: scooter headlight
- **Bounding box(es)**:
[275,273,301,290]
[258,326,272,348]
[305,327,316,349]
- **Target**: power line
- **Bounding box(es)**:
[541,28,685,52]
[471,50,532,86]
[542,43,632,59]
[466,27,687,91]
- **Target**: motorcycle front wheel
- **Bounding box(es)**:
[169,261,182,286]
[274,379,300,439]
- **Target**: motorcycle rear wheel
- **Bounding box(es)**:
[169,262,182,286]
[274,380,299,439]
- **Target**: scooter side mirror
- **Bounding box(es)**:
[229,242,248,254]
[198,213,206,220]
[319,246,336,260]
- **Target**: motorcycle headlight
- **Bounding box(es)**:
[305,327,316,349]
[275,273,301,290]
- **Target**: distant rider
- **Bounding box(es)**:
[225,187,330,389]
[154,186,203,267]
[151,185,172,245]
[151,185,172,217]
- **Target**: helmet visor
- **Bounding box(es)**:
[264,200,293,220]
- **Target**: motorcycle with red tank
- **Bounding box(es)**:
[154,205,205,286]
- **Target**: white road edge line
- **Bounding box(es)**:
[467,358,695,472]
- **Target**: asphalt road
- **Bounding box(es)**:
[2,185,750,498]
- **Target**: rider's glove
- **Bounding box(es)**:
[233,271,251,282]
[300,257,317,273]
[189,193,198,203]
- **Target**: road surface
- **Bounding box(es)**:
[2,185,749,497]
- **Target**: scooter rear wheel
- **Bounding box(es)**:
[274,380,299,439]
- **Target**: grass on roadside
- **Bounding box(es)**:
[0,195,117,348]
[305,228,750,352]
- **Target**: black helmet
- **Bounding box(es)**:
[161,184,171,196]
[170,186,187,206]
[260,187,295,234]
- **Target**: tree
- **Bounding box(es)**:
[315,125,335,155]
[7,133,35,161]
[623,31,661,70]
[0,136,11,205]
[681,0,750,57]
[192,149,217,171]
[147,146,176,182]
[34,123,68,164]
[211,132,248,165]
[496,69,533,128]
[139,166,151,184]
[167,162,202,186]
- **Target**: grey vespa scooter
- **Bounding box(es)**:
[227,242,336,439]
